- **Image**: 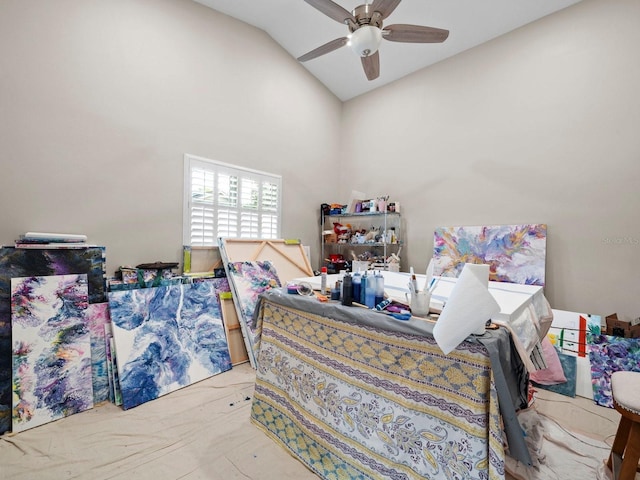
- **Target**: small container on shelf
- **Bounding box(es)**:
[352,260,370,273]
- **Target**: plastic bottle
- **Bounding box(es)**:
[374,271,384,306]
[331,280,341,301]
[360,272,368,305]
[341,273,352,306]
[352,271,361,303]
[320,266,328,295]
[365,275,376,308]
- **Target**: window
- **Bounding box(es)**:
[183,154,282,246]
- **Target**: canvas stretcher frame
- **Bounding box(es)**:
[218,238,311,367]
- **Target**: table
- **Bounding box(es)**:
[292,271,553,372]
[249,290,531,480]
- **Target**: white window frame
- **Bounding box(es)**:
[183,154,282,246]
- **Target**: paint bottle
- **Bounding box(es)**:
[365,275,376,308]
[320,266,328,295]
[331,280,341,301]
[374,271,384,306]
[360,272,368,305]
[341,273,352,306]
[352,271,361,303]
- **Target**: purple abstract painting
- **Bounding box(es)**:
[0,246,106,434]
[587,333,640,408]
[11,274,94,432]
[433,224,547,286]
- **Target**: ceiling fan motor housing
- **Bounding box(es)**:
[349,4,383,31]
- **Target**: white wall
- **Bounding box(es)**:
[0,0,341,275]
[1,0,638,320]
[340,0,640,319]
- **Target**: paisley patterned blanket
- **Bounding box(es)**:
[250,298,507,480]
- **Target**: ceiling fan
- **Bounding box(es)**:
[297,0,449,81]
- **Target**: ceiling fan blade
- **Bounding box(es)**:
[383,24,449,43]
[370,0,401,20]
[361,51,380,81]
[297,37,349,62]
[304,0,355,24]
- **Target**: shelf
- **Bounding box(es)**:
[327,242,402,247]
[320,209,404,271]
[325,212,400,218]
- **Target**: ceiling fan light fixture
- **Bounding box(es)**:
[348,25,382,57]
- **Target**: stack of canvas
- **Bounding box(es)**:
[0,246,234,435]
[0,246,107,435]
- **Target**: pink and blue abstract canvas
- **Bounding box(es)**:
[86,303,111,404]
[225,261,281,366]
[107,280,232,410]
[433,224,547,286]
[11,274,94,432]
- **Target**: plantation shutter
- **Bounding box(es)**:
[185,155,281,246]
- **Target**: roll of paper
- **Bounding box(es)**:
[433,263,500,354]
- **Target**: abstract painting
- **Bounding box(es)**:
[104,323,122,405]
[86,303,111,404]
[225,261,281,367]
[107,281,232,410]
[433,224,547,286]
[587,333,640,408]
[0,246,105,434]
[11,274,94,432]
[548,309,601,358]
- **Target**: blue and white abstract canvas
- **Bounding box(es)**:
[11,274,93,432]
[107,281,232,410]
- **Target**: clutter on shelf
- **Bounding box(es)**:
[320,196,403,272]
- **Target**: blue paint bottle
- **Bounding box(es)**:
[352,271,361,303]
[360,272,368,305]
[365,277,376,308]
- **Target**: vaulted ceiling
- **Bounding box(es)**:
[194,0,583,101]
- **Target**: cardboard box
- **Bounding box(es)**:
[606,313,640,338]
